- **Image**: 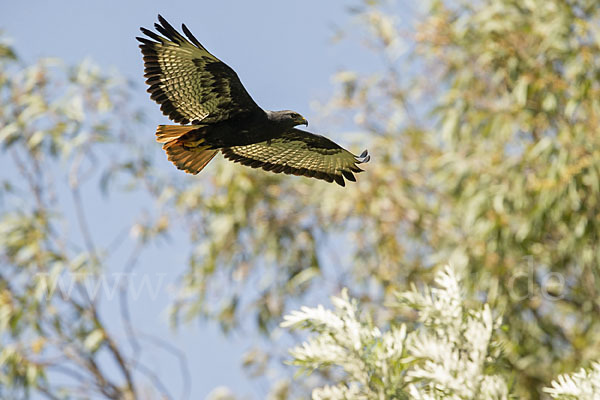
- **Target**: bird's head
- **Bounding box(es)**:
[268,110,308,128]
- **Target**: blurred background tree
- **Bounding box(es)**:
[2,0,600,399]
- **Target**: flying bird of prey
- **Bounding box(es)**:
[137,15,369,186]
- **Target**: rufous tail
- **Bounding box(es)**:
[156,125,218,175]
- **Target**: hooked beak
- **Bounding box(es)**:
[300,117,308,127]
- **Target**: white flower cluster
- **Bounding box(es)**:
[281,266,507,399]
[543,362,600,399]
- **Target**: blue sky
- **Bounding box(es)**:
[2,1,382,398]
[4,1,371,116]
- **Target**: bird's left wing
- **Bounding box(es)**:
[137,15,261,124]
[221,129,370,186]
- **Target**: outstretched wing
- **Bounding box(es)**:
[137,15,261,124]
[221,129,370,186]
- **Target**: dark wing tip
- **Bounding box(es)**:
[333,174,345,186]
[357,149,370,164]
[181,23,204,49]
[154,15,182,43]
[139,27,164,44]
[157,14,168,26]
[341,170,356,182]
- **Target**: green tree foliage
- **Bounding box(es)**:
[0,44,177,399]
[407,0,600,395]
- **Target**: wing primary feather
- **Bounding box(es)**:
[156,15,186,44]
[342,170,356,182]
[154,24,173,42]
[145,76,161,84]
[357,150,370,163]
[155,16,174,37]
[139,27,163,43]
[150,91,167,101]
[140,47,158,56]
[333,175,345,186]
[157,14,178,33]
[136,37,157,46]
[182,23,205,49]
[144,66,161,75]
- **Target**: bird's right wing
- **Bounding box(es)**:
[221,129,370,186]
[137,15,261,124]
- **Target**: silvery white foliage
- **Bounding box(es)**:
[312,383,364,400]
[400,267,507,399]
[281,288,407,399]
[543,362,600,399]
[282,265,508,399]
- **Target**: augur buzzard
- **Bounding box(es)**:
[137,15,369,186]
